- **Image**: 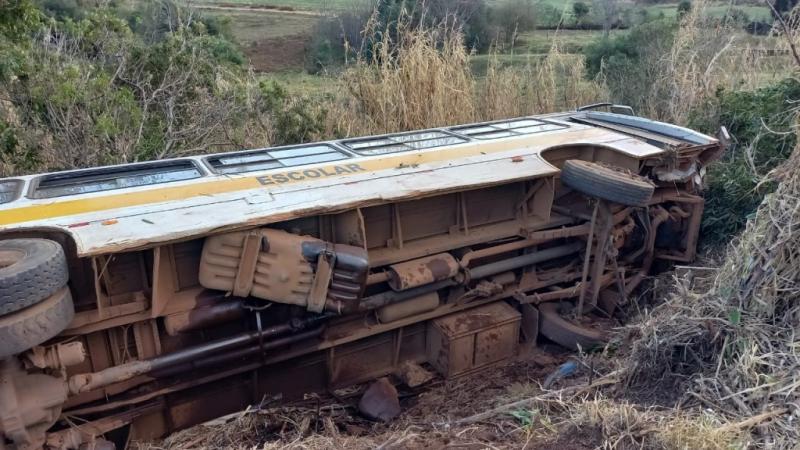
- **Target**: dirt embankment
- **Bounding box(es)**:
[196,4,318,72]
[246,34,309,72]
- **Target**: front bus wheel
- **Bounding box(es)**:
[560,159,655,207]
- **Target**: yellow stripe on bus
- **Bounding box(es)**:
[0,151,451,226]
[0,128,606,227]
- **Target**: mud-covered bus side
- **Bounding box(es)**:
[0,111,723,449]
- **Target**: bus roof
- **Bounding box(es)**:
[0,112,716,256]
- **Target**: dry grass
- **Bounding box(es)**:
[626,0,768,124]
[322,14,606,138]
[138,352,748,450]
[478,44,608,120]
[624,125,800,447]
[321,0,772,140]
[333,18,476,135]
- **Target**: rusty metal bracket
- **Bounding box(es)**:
[589,201,614,310]
[232,231,265,298]
[577,200,599,314]
[307,248,336,313]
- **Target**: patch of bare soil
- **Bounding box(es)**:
[140,346,618,449]
[195,4,325,17]
[245,34,309,72]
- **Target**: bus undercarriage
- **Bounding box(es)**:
[0,119,722,449]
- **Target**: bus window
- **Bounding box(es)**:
[32,160,204,199]
[342,131,467,156]
[450,118,565,140]
[207,144,349,175]
[0,180,21,204]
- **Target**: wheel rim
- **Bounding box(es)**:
[0,249,24,269]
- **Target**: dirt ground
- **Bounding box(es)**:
[138,273,699,450]
[245,34,309,72]
[198,5,317,72]
[141,343,622,450]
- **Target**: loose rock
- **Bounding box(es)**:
[358,377,401,422]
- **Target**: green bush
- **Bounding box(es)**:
[306,0,492,73]
[583,19,677,114]
[0,0,270,175]
[0,120,39,174]
[690,79,800,244]
[491,0,537,44]
[0,0,42,42]
[677,0,691,18]
[259,81,326,146]
[573,2,591,24]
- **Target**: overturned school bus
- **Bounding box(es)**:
[0,107,724,449]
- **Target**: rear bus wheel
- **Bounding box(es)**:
[0,239,73,357]
[0,239,69,315]
[0,287,75,358]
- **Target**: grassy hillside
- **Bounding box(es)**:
[188,0,353,11]
[190,0,772,22]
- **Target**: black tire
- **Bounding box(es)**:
[538,302,607,351]
[0,239,68,315]
[560,160,654,207]
[0,287,75,358]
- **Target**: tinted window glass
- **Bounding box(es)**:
[33,161,203,199]
[342,131,467,155]
[450,118,566,140]
[207,144,349,175]
[0,180,21,204]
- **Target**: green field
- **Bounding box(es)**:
[190,0,354,11]
[193,0,778,92]
[261,71,339,95]
[518,29,626,54]
[192,0,771,21]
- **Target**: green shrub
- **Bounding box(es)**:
[535,2,562,28]
[573,2,591,24]
[583,19,676,113]
[690,79,800,244]
[491,0,537,44]
[36,0,83,20]
[0,0,268,174]
[677,0,691,18]
[259,81,326,146]
[306,0,492,73]
[0,120,39,174]
[0,0,42,42]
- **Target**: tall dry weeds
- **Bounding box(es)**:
[325,15,606,138]
[329,16,476,136]
[620,0,768,124]
[625,125,800,447]
[479,43,607,119]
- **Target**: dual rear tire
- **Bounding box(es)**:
[0,239,73,358]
